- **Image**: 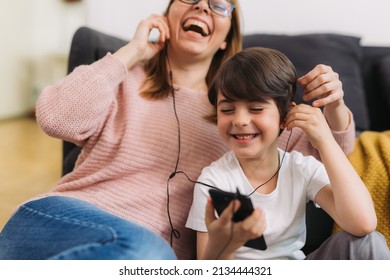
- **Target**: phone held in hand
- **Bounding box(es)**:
[209,188,267,250]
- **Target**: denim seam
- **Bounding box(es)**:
[20,204,118,243]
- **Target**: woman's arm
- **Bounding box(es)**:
[37,14,170,145]
[113,14,170,69]
[36,54,127,145]
[281,64,356,159]
[299,64,351,131]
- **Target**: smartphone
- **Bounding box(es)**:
[209,188,267,250]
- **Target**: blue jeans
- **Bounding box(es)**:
[0,196,176,260]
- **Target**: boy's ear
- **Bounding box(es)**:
[280,117,288,130]
[280,122,286,129]
[279,119,287,136]
[281,102,295,129]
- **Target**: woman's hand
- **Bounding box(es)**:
[113,14,170,69]
[298,64,344,108]
[202,197,265,259]
[298,65,351,131]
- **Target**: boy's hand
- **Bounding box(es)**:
[285,103,334,150]
[204,197,265,259]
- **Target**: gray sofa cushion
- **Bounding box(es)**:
[243,33,369,131]
[376,55,390,109]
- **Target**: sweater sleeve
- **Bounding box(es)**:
[278,110,356,161]
[35,54,127,146]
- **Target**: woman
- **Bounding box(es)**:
[0,0,354,260]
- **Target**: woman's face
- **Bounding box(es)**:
[167,0,232,60]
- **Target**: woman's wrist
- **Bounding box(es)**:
[112,44,141,70]
[323,99,350,131]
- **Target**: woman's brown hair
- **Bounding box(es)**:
[140,0,242,99]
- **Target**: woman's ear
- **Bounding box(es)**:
[220,41,227,50]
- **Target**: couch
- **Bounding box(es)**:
[63,27,390,255]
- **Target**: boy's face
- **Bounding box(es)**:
[216,92,282,161]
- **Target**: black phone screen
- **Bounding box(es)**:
[208,189,267,250]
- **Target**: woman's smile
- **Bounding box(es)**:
[182,17,210,36]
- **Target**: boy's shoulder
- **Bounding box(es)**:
[286,149,321,162]
[208,150,237,167]
[203,149,323,175]
[208,149,322,168]
[279,148,323,171]
[200,151,239,176]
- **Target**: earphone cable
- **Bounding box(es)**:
[166,51,182,245]
[247,128,293,197]
[165,48,294,251]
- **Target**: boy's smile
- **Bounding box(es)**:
[231,133,260,142]
[216,92,281,161]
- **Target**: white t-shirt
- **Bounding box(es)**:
[186,148,330,260]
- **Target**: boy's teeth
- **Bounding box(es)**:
[236,134,255,140]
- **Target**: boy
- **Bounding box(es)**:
[186,47,389,260]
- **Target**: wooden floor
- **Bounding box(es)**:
[0,117,62,231]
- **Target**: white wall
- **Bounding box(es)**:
[85,0,390,46]
[241,0,389,46]
[1,0,389,119]
[0,0,34,119]
[0,0,85,120]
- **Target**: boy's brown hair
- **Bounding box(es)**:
[208,47,297,124]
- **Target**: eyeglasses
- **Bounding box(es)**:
[178,0,235,17]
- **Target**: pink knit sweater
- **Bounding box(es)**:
[34,54,355,260]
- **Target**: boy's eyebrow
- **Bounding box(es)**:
[217,98,271,106]
[249,99,271,104]
[217,98,233,106]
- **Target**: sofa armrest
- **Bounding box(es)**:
[362,47,390,131]
[63,27,127,175]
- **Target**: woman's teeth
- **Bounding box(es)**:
[183,19,209,36]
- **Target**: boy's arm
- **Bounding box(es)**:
[197,198,237,260]
[314,139,377,236]
[286,104,376,236]
[197,231,235,260]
